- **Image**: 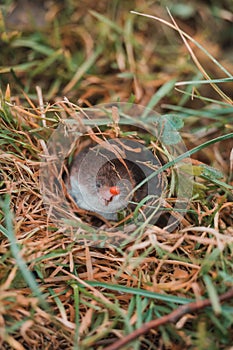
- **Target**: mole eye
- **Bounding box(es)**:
[96,181,101,189]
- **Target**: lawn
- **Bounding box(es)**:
[0,1,233,349]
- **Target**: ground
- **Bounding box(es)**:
[0,1,233,349]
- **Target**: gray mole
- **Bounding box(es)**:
[67,148,147,220]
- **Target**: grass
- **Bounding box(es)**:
[0,1,233,349]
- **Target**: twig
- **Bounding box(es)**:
[104,287,233,350]
[36,85,46,127]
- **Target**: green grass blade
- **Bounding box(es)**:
[203,275,222,314]
[85,281,193,304]
[142,79,176,118]
[0,195,47,307]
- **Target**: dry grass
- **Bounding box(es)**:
[0,1,233,349]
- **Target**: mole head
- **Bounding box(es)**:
[96,182,120,206]
[96,160,132,206]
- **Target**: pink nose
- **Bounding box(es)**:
[98,185,120,206]
[110,186,120,196]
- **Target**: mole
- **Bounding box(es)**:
[66,146,148,220]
